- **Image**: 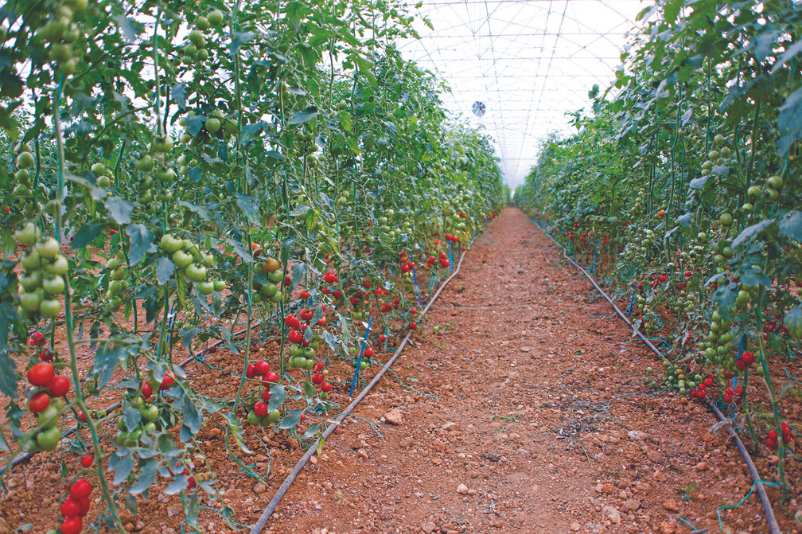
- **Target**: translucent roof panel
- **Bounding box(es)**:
[398,0,650,188]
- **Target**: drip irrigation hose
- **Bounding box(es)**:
[529,218,781,534]
[248,247,470,534]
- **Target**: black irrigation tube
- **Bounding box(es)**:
[248,247,470,534]
[530,219,781,534]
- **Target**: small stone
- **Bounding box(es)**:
[634,481,651,492]
[253,483,267,494]
[358,449,369,459]
[158,494,170,503]
[457,484,469,495]
[628,430,648,441]
[384,408,404,425]
[647,450,664,463]
[624,499,640,512]
[124,523,135,531]
[662,500,680,512]
[660,520,676,534]
[400,437,414,448]
[602,505,621,524]
[520,347,531,353]
[601,483,616,495]
[421,521,437,534]
[570,522,581,532]
[694,461,708,471]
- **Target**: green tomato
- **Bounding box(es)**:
[266,410,280,423]
[144,422,157,434]
[140,404,159,422]
[21,249,41,270]
[246,411,260,425]
[36,426,62,451]
[39,299,61,317]
[20,290,43,313]
[116,432,128,445]
[270,291,283,303]
[185,264,207,283]
[172,250,193,269]
[197,281,214,295]
[47,255,69,276]
[37,405,61,428]
[213,280,226,292]
[36,237,60,259]
[42,275,65,295]
[14,222,40,245]
[262,283,278,297]
[207,9,224,26]
[268,270,284,283]
[19,271,42,290]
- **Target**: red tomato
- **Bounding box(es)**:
[27,362,54,387]
[245,363,257,378]
[69,478,92,500]
[261,388,272,402]
[321,382,332,392]
[254,401,268,417]
[47,375,70,397]
[28,391,51,413]
[312,373,324,385]
[81,455,93,468]
[61,496,82,518]
[159,373,176,391]
[61,516,82,534]
[141,380,153,399]
[254,361,270,375]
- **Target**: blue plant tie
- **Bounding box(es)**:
[448,241,453,273]
[349,316,373,398]
[627,290,636,316]
[412,267,422,306]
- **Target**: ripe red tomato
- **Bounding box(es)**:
[741,351,755,366]
[254,401,268,417]
[314,362,324,372]
[316,317,327,326]
[300,289,311,299]
[245,363,257,378]
[47,375,70,397]
[79,497,90,517]
[261,388,272,402]
[69,478,92,500]
[28,391,51,413]
[61,516,82,534]
[187,476,196,489]
[263,372,279,383]
[159,373,176,391]
[379,334,387,342]
[300,309,313,321]
[408,322,417,330]
[141,380,153,399]
[312,373,324,385]
[61,496,82,518]
[28,362,55,387]
[81,455,93,468]
[321,382,332,392]
[38,350,55,361]
[364,349,374,358]
[254,360,270,375]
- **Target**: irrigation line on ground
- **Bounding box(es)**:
[530,219,781,534]
[248,247,470,534]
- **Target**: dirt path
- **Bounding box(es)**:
[262,207,775,534]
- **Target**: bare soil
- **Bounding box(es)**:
[2,207,799,534]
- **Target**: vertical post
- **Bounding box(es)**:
[627,290,636,316]
[412,267,422,306]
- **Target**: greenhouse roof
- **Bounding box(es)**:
[398,0,650,187]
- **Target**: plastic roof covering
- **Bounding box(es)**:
[397,0,650,188]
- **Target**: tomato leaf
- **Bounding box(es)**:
[70,223,107,250]
[164,475,190,495]
[126,224,154,266]
[290,203,310,216]
[123,406,141,432]
[778,210,802,242]
[234,193,260,226]
[155,257,175,285]
[303,423,319,439]
[224,237,253,263]
[291,262,306,287]
[279,409,302,429]
[288,107,318,125]
[111,451,136,486]
[731,219,775,249]
[94,343,127,389]
[105,197,134,224]
[223,413,252,454]
[172,83,187,109]
[179,394,202,437]
[0,340,19,399]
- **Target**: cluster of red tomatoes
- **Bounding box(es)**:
[59,478,93,534]
[767,421,792,450]
[425,252,450,270]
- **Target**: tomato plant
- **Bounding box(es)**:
[0,0,505,530]
[517,0,801,496]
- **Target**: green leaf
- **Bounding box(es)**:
[223,413,252,453]
[712,283,738,322]
[290,262,306,287]
[184,115,206,136]
[288,107,318,125]
[177,201,209,221]
[303,423,320,439]
[126,224,154,266]
[70,223,107,250]
[156,257,175,285]
[279,409,302,429]
[785,305,802,339]
[112,453,136,485]
[180,394,202,436]
[224,238,253,263]
[778,211,802,242]
[234,193,260,225]
[267,384,286,412]
[105,197,134,224]
[112,14,142,42]
[0,347,19,398]
[94,344,127,389]
[239,121,264,145]
[164,475,190,495]
[123,406,141,432]
[290,204,310,217]
[731,219,774,249]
